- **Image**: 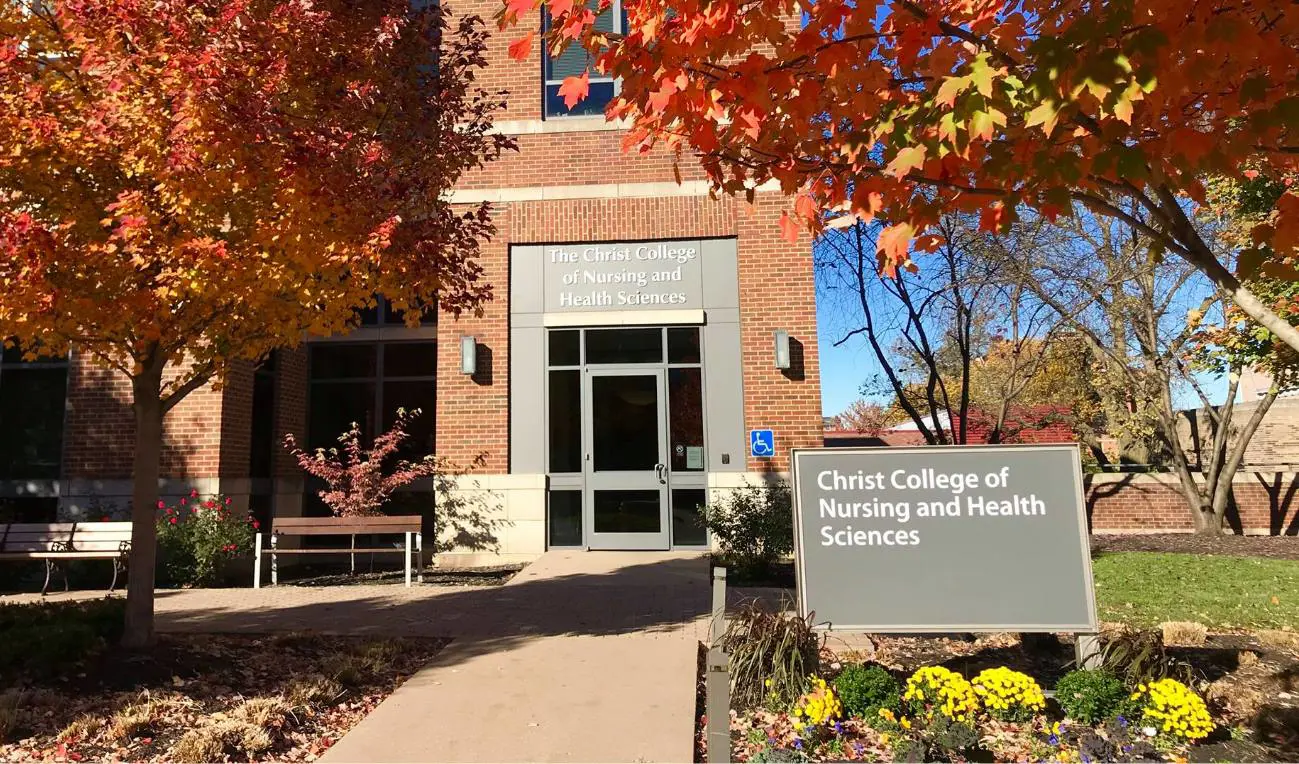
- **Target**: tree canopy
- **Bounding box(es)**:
[0,0,511,645]
[502,0,1299,352]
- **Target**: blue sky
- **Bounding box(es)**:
[811,243,1229,418]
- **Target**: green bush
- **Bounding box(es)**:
[0,599,124,682]
[722,601,821,710]
[157,492,256,587]
[1055,669,1132,725]
[703,481,792,577]
[834,663,901,720]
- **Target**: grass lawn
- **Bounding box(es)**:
[1093,551,1299,630]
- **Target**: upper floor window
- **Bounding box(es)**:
[543,0,624,118]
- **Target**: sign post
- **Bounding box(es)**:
[791,444,1097,636]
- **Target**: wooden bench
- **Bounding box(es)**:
[0,522,132,595]
[253,515,424,588]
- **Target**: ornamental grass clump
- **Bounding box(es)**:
[1129,679,1214,742]
[903,666,977,724]
[970,667,1046,722]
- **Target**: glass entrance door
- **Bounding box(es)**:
[584,369,669,550]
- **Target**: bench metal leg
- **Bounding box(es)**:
[253,533,263,589]
[416,532,424,584]
[42,559,53,596]
[350,534,356,576]
[109,557,124,593]
[404,532,412,587]
[271,533,278,586]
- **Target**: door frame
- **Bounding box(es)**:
[583,367,671,550]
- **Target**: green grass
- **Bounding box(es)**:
[1093,552,1299,630]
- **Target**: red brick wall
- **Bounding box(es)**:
[1086,472,1299,535]
[737,195,822,472]
[436,211,511,472]
[273,348,308,479]
[62,353,231,480]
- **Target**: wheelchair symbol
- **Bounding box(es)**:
[750,429,775,458]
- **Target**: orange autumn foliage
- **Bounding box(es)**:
[501,0,1299,351]
[0,0,511,645]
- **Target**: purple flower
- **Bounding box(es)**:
[1048,735,1060,746]
[767,737,777,747]
[833,722,844,735]
[793,739,804,750]
[1117,715,1128,728]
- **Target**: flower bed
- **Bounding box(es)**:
[719,607,1296,763]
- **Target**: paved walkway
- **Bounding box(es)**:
[9,550,710,762]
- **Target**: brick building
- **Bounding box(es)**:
[0,6,823,563]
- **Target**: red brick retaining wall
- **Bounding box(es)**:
[1085,472,1299,535]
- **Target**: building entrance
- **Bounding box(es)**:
[585,369,669,550]
[544,326,709,550]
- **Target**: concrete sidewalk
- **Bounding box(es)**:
[321,550,709,763]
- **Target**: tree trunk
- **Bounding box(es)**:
[122,361,165,649]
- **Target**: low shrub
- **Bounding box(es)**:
[722,602,820,709]
[833,663,900,720]
[1130,678,1214,742]
[0,598,124,682]
[970,667,1046,722]
[156,491,256,587]
[1055,669,1132,725]
[702,481,792,578]
[903,666,977,724]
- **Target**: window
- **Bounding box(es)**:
[355,295,437,328]
[543,0,624,118]
[0,346,68,480]
[307,342,437,457]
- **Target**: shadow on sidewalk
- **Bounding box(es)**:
[151,554,711,666]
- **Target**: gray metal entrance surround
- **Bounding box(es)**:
[509,238,747,550]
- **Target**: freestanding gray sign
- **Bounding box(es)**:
[791,444,1097,632]
[542,240,705,313]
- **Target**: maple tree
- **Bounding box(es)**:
[0,0,511,646]
[502,0,1299,354]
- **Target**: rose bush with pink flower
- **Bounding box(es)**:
[156,491,256,587]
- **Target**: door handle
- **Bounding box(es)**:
[654,463,667,485]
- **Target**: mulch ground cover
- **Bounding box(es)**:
[0,629,447,762]
[281,564,522,588]
[1091,533,1299,560]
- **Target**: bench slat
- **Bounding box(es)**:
[273,525,420,536]
[0,551,125,560]
[2,522,132,532]
[273,515,421,528]
[262,547,410,555]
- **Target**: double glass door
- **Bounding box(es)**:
[585,369,670,550]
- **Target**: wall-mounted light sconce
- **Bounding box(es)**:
[460,336,477,375]
[773,329,791,370]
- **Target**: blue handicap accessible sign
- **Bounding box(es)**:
[750,429,775,458]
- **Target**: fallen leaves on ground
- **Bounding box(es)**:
[0,633,447,762]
